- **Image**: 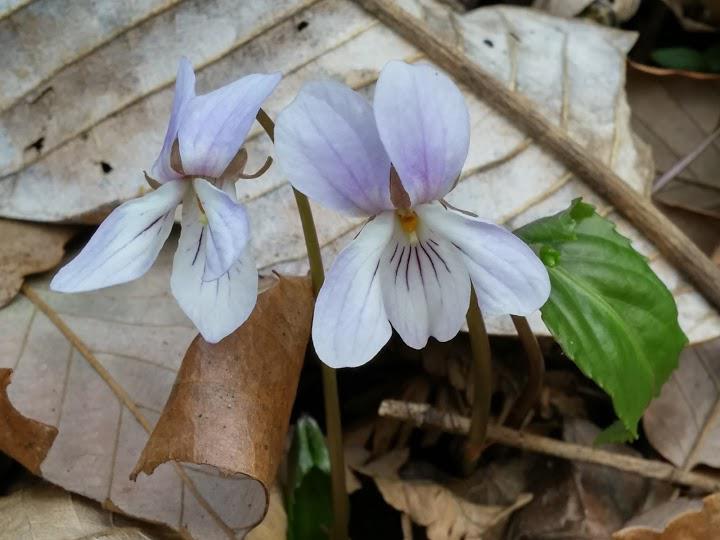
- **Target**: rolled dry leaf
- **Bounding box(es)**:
[0,219,75,307]
[0,369,58,474]
[131,275,313,527]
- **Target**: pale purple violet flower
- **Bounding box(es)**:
[275,61,550,368]
[51,58,281,343]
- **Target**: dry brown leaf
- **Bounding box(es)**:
[2,0,717,342]
[0,236,305,539]
[131,275,312,504]
[0,369,57,474]
[643,338,720,469]
[0,219,74,307]
[506,419,668,539]
[348,448,532,540]
[627,69,720,220]
[614,493,720,540]
[0,477,181,540]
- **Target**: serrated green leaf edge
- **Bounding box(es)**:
[516,199,688,438]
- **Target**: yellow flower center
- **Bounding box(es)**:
[397,210,418,234]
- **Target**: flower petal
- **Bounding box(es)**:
[275,80,392,216]
[150,57,196,183]
[419,204,550,316]
[378,214,471,349]
[192,178,250,282]
[178,72,281,178]
[171,193,257,343]
[312,212,395,368]
[374,61,470,206]
[51,181,186,292]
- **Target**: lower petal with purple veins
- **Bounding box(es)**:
[171,191,257,343]
[378,212,471,349]
[312,212,395,368]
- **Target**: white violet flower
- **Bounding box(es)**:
[275,60,550,368]
[51,58,281,343]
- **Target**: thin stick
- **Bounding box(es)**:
[353,0,720,311]
[379,399,720,493]
[463,287,492,472]
[506,315,545,428]
[257,108,349,540]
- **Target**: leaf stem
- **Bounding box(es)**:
[463,287,492,474]
[257,109,349,540]
[506,315,545,428]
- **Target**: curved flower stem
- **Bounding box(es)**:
[507,315,545,428]
[257,109,349,540]
[463,287,492,474]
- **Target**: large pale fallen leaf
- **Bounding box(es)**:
[0,0,183,114]
[643,338,720,469]
[0,478,180,540]
[614,493,720,540]
[2,0,718,342]
[347,448,532,540]
[132,275,312,515]
[0,236,303,539]
[0,219,75,307]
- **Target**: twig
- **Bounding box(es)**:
[506,315,545,428]
[353,0,720,312]
[463,287,492,472]
[379,399,720,493]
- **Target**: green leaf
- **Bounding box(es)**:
[703,43,720,73]
[286,415,333,540]
[651,47,708,72]
[516,199,687,437]
[594,420,635,446]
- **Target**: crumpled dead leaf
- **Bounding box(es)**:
[0,219,74,307]
[347,448,532,540]
[506,419,669,539]
[643,338,720,469]
[0,477,180,540]
[614,493,720,540]
[2,0,717,342]
[0,236,304,539]
[131,275,312,513]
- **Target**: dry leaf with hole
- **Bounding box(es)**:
[0,477,180,540]
[0,219,74,308]
[643,338,720,469]
[614,493,720,540]
[0,236,308,539]
[1,0,718,342]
